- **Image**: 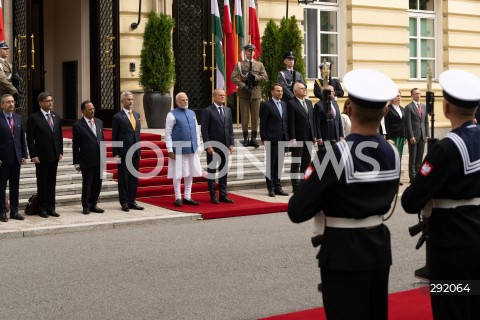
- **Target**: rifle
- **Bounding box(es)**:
[311,59,335,248]
[408,66,437,280]
[244,60,257,100]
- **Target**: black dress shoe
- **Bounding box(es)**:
[121,204,130,212]
[0,214,8,222]
[274,189,289,196]
[268,190,275,197]
[48,211,60,217]
[90,206,105,213]
[128,202,144,210]
[10,213,25,220]
[210,196,219,204]
[219,196,234,203]
[184,198,199,206]
[174,199,183,207]
[38,211,49,218]
[82,208,91,215]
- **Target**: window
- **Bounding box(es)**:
[409,0,436,79]
[303,1,339,79]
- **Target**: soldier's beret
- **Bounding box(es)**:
[343,69,397,109]
[0,41,9,49]
[243,43,256,51]
[439,70,480,108]
[283,51,295,60]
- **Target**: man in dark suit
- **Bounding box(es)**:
[0,94,27,222]
[112,91,144,212]
[260,83,289,197]
[26,92,63,218]
[314,85,344,145]
[313,62,344,99]
[72,100,105,215]
[405,88,429,183]
[277,52,306,103]
[201,89,235,204]
[287,82,316,192]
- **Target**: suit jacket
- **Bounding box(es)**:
[259,99,289,142]
[201,104,234,148]
[0,59,17,96]
[313,78,344,99]
[384,104,406,139]
[72,117,105,168]
[287,98,316,142]
[231,60,268,99]
[405,101,429,140]
[111,110,141,158]
[0,112,27,166]
[277,69,306,101]
[26,110,63,162]
[313,100,344,141]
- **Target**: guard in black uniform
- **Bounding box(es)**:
[288,69,400,320]
[277,51,306,103]
[401,69,480,320]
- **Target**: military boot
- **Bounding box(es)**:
[242,131,249,147]
[250,131,259,148]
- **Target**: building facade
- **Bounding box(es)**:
[3,0,480,127]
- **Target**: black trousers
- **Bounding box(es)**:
[265,141,285,192]
[290,142,313,191]
[35,161,58,212]
[408,139,425,181]
[430,245,480,320]
[117,156,139,205]
[206,147,229,197]
[321,267,390,320]
[0,161,21,215]
[81,165,103,209]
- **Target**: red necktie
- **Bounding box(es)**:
[417,103,422,117]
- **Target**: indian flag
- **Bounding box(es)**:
[211,0,225,90]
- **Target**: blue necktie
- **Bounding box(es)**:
[219,107,225,122]
[46,113,54,131]
[276,101,282,118]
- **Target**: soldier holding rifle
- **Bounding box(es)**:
[402,70,480,320]
[231,43,268,148]
[288,69,400,320]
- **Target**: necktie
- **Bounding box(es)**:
[302,100,308,114]
[129,111,136,130]
[330,103,336,118]
[46,113,54,131]
[7,116,14,135]
[276,101,283,118]
[89,119,97,136]
[290,70,293,76]
[219,107,225,122]
[417,103,422,117]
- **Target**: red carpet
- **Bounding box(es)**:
[138,192,288,219]
[258,287,432,320]
[62,127,288,219]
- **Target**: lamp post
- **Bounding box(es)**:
[286,0,289,19]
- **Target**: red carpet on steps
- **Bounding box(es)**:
[258,287,432,320]
[62,127,288,219]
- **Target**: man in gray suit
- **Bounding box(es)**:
[405,88,429,183]
[201,89,235,204]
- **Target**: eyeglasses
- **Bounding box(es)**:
[44,99,54,103]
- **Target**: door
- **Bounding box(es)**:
[89,0,120,127]
[13,0,45,117]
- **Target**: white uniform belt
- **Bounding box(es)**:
[433,198,480,209]
[326,215,383,228]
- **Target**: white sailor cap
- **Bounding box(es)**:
[342,69,397,109]
[439,70,480,108]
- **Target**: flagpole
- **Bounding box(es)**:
[211,33,214,102]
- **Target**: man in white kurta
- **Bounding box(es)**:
[164,92,202,206]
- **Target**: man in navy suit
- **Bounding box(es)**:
[260,83,289,197]
[0,94,27,222]
[314,85,344,145]
[201,89,235,204]
[72,100,105,215]
[287,82,316,192]
[112,91,144,212]
[26,92,63,218]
